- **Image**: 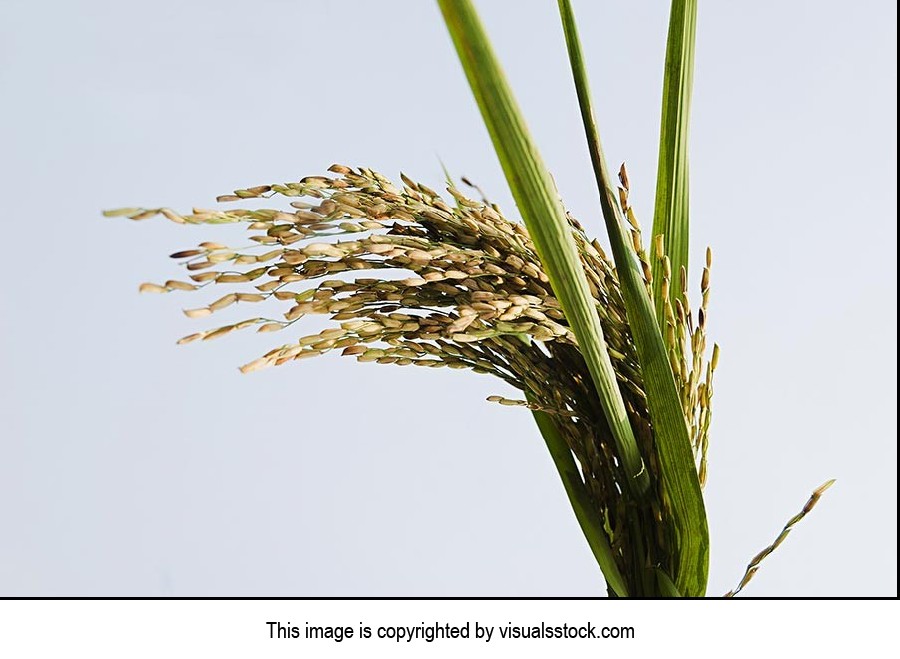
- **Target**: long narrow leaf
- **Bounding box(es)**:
[437,0,650,499]
[530,402,628,597]
[650,0,697,323]
[557,0,708,596]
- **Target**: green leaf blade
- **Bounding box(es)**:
[651,0,697,322]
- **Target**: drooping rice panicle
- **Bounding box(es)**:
[107,164,721,594]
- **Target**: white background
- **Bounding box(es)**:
[1,599,897,657]
[0,1,896,596]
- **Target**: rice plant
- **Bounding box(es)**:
[107,0,832,597]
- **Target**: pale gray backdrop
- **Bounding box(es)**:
[1,0,895,596]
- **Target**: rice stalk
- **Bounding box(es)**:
[107,0,834,597]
